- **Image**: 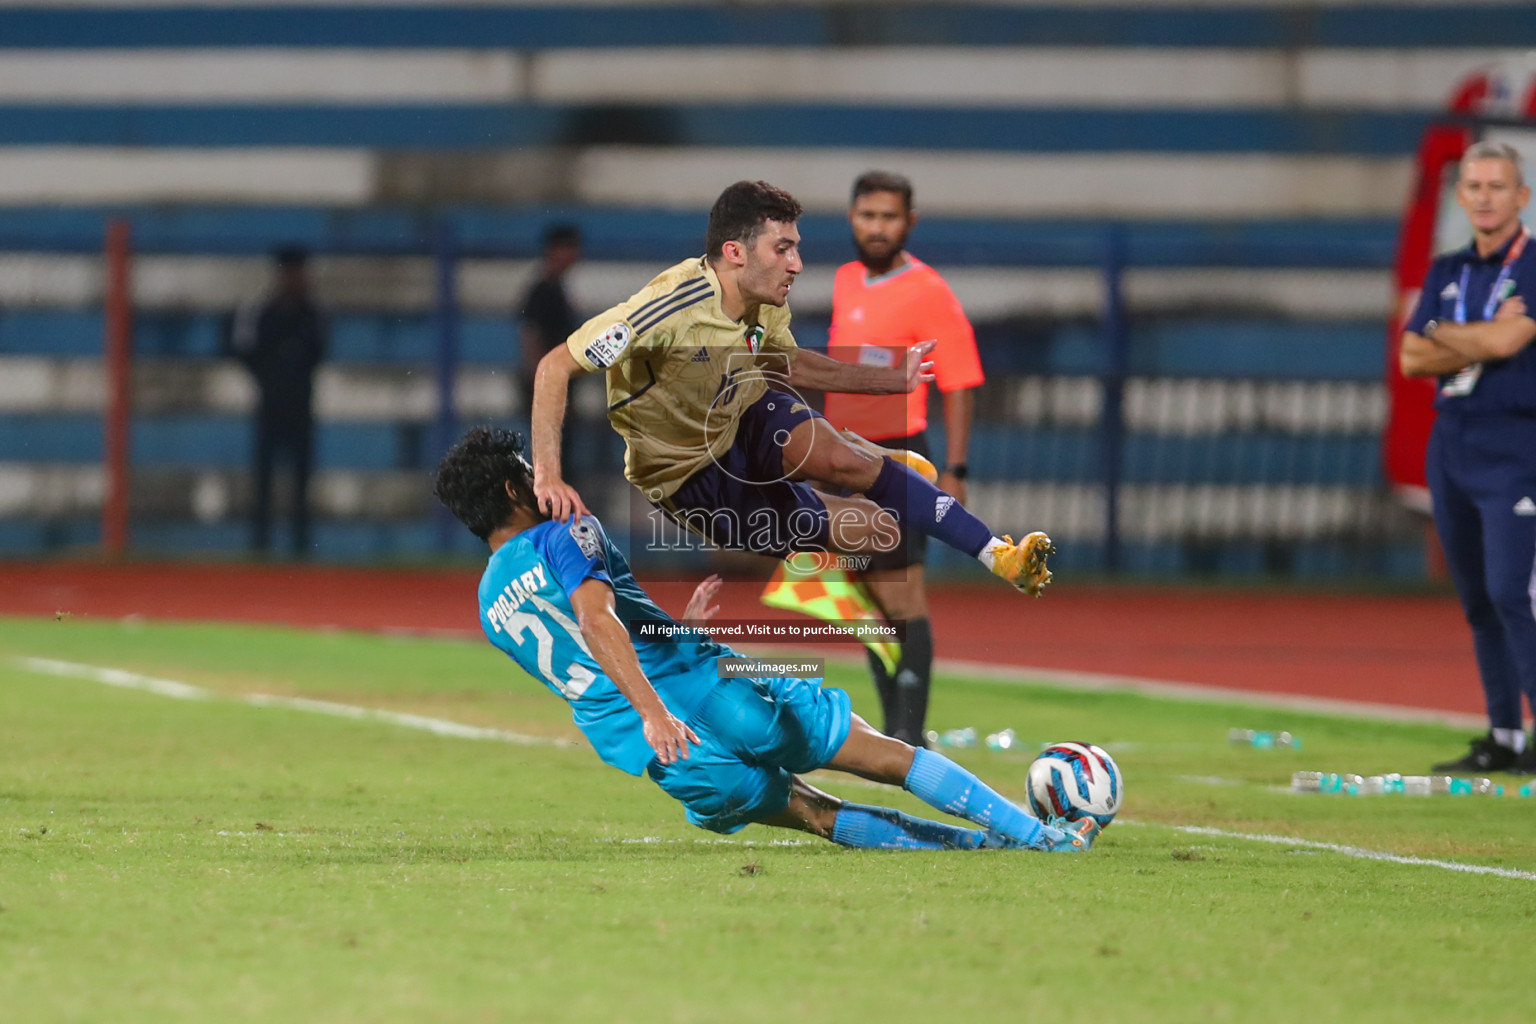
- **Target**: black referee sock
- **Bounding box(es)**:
[867,647,901,736]
[893,617,934,747]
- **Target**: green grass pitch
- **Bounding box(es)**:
[2,614,1532,1023]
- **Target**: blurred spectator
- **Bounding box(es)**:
[232,246,327,558]
[517,223,582,417]
[1399,141,1536,773]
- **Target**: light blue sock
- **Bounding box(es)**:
[904,747,1045,849]
[830,803,986,851]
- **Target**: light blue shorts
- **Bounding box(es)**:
[646,675,853,834]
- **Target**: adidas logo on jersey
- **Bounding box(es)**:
[690,348,711,362]
[934,495,955,522]
[1440,281,1460,300]
[1516,497,1536,516]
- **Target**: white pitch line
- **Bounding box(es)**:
[10,656,575,749]
[736,644,1491,729]
[1132,821,1536,882]
[15,655,1534,880]
[941,657,1492,730]
[17,655,212,701]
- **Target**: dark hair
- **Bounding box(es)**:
[433,426,544,540]
[705,180,803,260]
[542,222,582,250]
[273,245,310,269]
[851,170,913,211]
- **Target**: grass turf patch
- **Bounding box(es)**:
[1,615,1532,1023]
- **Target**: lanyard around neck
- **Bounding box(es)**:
[1454,225,1530,324]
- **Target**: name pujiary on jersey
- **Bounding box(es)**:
[485,565,549,633]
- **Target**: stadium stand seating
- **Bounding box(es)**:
[3,1,1523,574]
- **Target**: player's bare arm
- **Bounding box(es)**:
[938,387,975,503]
[530,345,592,522]
[786,340,935,394]
[569,577,699,764]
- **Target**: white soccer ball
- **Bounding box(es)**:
[1026,742,1124,828]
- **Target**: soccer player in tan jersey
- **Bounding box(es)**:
[529,180,1053,597]
[818,170,985,745]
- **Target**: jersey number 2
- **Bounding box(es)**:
[505,601,597,700]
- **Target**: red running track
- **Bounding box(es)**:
[0,561,1486,719]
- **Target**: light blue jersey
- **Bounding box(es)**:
[478,515,735,775]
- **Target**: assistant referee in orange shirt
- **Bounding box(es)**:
[822,171,986,746]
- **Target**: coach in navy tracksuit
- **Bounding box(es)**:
[1401,140,1536,774]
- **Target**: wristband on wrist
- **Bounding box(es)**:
[1423,319,1440,340]
[948,464,969,481]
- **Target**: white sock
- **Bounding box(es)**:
[977,537,1009,571]
[1491,728,1526,753]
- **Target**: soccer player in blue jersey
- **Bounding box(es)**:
[433,426,1100,852]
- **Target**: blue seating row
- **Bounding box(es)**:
[0,206,1398,267]
[0,5,1521,49]
[0,310,1387,380]
[0,104,1437,156]
[0,412,1377,485]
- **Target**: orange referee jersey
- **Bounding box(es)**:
[823,256,983,441]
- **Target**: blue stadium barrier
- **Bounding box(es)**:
[0,104,1435,155]
[934,428,1379,487]
[0,415,102,462]
[127,519,485,560]
[974,321,1386,379]
[0,311,104,356]
[0,206,1400,269]
[927,536,1423,580]
[0,415,449,470]
[0,520,98,552]
[0,311,517,363]
[0,312,1386,380]
[0,5,1523,49]
[331,316,517,365]
[0,204,1413,573]
[1040,322,1388,381]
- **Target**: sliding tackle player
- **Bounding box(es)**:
[434,427,1099,852]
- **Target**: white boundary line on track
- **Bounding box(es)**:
[11,655,576,748]
[14,655,1532,881]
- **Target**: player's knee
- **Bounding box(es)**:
[815,439,881,489]
[825,497,890,554]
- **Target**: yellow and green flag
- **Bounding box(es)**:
[759,554,901,675]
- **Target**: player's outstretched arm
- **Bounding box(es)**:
[570,578,700,764]
[531,346,591,522]
[785,342,935,395]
